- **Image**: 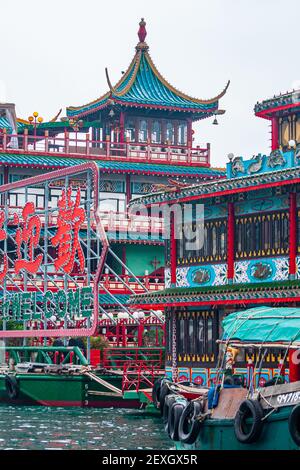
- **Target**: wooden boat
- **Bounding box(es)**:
[152,307,300,450]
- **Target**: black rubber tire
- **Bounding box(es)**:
[163,395,177,431]
[178,401,203,444]
[168,402,185,441]
[289,404,300,447]
[159,383,170,416]
[234,399,264,444]
[5,374,19,399]
[152,378,163,408]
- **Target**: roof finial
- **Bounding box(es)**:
[138,18,147,43]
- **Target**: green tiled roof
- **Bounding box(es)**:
[0,152,225,178]
[67,41,228,120]
[254,89,300,114]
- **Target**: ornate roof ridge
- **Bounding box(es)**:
[67,18,229,115]
[145,50,230,105]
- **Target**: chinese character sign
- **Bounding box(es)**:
[51,186,86,274]
[14,202,43,275]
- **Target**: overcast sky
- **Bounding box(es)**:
[1,0,299,167]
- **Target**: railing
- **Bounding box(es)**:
[0,205,164,235]
[0,129,210,167]
[4,272,164,294]
[99,211,164,234]
[101,347,164,371]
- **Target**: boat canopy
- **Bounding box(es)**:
[221,307,300,347]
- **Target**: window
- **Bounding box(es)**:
[139,120,147,142]
[151,121,161,143]
[176,311,216,361]
[166,122,174,144]
[125,121,135,142]
[177,219,227,264]
[178,122,187,145]
[235,211,289,258]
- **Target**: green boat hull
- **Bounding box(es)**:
[176,406,299,450]
[0,373,139,408]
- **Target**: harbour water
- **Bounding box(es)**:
[0,406,173,450]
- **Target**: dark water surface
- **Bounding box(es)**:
[0,406,174,450]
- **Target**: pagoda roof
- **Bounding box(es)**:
[0,151,225,179]
[67,19,229,121]
[254,88,300,118]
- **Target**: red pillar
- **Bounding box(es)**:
[289,192,297,278]
[125,174,131,206]
[227,202,235,282]
[187,118,192,148]
[137,320,144,347]
[170,211,177,287]
[3,167,9,184]
[289,349,300,382]
[120,111,125,143]
[271,117,279,151]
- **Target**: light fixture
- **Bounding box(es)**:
[109,109,115,118]
[227,153,234,162]
[288,139,296,149]
[212,115,218,125]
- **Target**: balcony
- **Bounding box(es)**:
[0,130,210,167]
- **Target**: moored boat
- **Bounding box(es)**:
[152,307,300,450]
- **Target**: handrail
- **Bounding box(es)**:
[0,130,210,167]
[1,346,88,365]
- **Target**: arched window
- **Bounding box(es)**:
[139,120,147,142]
[178,122,187,145]
[166,122,174,144]
[151,121,161,143]
[125,121,135,142]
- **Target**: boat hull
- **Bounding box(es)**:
[0,373,139,408]
[176,406,299,450]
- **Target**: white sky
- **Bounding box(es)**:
[1,0,299,167]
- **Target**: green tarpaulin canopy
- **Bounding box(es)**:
[222,307,300,346]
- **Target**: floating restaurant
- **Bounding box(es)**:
[130,86,300,386]
[0,19,228,407]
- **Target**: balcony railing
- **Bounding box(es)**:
[4,272,164,294]
[0,205,164,235]
[0,129,210,167]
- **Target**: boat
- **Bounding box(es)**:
[151,307,300,450]
[0,345,165,408]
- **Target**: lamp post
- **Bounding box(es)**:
[28,111,43,150]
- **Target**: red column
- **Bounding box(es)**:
[227,202,235,282]
[289,192,297,278]
[187,118,192,148]
[3,166,9,184]
[137,320,144,347]
[125,174,131,206]
[120,111,125,143]
[170,211,177,287]
[271,117,279,151]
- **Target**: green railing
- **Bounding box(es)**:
[0,346,88,366]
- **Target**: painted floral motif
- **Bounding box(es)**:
[273,258,289,281]
[176,267,189,287]
[213,264,228,285]
[234,261,251,284]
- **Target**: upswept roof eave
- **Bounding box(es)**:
[66,43,230,117]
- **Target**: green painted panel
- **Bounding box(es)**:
[125,245,164,277]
